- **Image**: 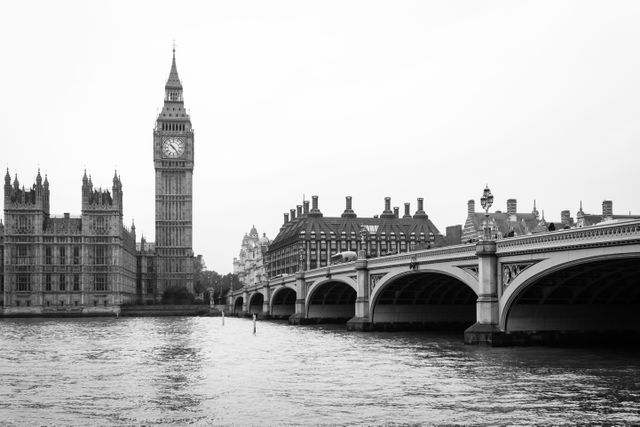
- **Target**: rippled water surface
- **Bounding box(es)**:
[1,317,639,426]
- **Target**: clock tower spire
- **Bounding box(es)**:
[153,46,195,299]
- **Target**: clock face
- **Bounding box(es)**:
[162,137,185,158]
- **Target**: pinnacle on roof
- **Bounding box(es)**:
[5,168,10,185]
[36,168,42,185]
[165,46,182,89]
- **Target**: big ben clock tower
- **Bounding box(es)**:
[153,47,194,297]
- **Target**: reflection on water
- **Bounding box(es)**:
[0,317,639,425]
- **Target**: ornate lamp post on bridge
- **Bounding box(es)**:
[480,185,494,241]
[359,226,368,259]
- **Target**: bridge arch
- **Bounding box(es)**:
[306,278,357,322]
[500,252,640,334]
[232,296,244,314]
[370,269,478,330]
[270,285,296,318]
[248,291,265,315]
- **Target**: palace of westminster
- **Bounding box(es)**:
[3,50,639,314]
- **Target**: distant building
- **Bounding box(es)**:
[233,226,270,287]
[453,197,639,245]
[2,170,137,313]
[577,200,640,227]
[461,198,541,243]
[266,196,445,278]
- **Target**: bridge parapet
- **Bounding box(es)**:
[366,243,477,268]
[496,220,640,255]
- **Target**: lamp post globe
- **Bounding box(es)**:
[480,185,494,240]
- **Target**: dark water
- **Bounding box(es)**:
[0,317,639,426]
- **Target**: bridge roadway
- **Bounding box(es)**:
[228,220,640,345]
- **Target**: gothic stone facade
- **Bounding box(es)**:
[1,50,199,313]
[233,226,270,288]
[1,170,137,314]
[153,48,195,295]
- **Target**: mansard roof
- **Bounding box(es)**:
[269,215,443,252]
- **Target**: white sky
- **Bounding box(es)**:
[2,1,639,273]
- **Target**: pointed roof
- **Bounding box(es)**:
[165,47,182,89]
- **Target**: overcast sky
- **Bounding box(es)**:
[2,1,639,273]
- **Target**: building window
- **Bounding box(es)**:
[95,275,107,291]
[59,247,66,265]
[103,300,108,307]
[95,246,106,265]
[45,274,52,291]
[26,300,31,307]
[46,301,50,307]
[45,246,52,264]
[73,274,80,291]
[60,301,64,307]
[17,274,30,291]
[59,274,66,291]
[74,301,79,307]
[400,241,407,252]
[96,217,106,233]
[73,247,80,264]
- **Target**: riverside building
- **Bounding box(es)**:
[265,196,445,278]
[1,48,197,314]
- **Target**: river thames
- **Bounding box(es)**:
[1,317,639,426]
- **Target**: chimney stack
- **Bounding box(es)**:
[602,200,613,221]
[303,200,310,215]
[290,208,296,221]
[381,197,395,218]
[309,195,322,217]
[403,203,411,218]
[297,205,302,218]
[341,196,356,218]
[561,210,571,227]
[414,197,427,218]
[468,200,475,216]
[283,213,289,224]
[507,199,517,222]
[393,207,399,218]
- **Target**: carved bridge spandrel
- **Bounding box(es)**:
[496,220,640,255]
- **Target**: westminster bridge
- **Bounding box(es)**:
[227,220,640,345]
